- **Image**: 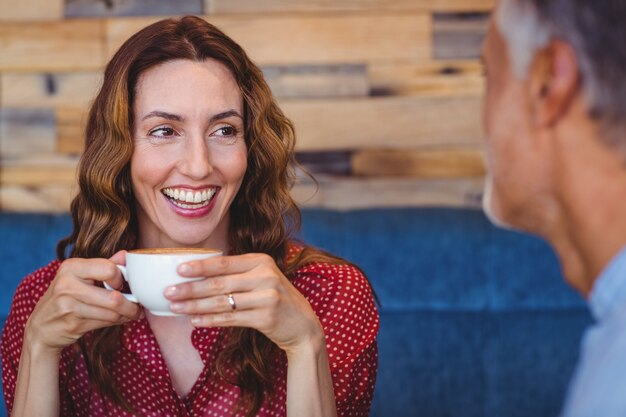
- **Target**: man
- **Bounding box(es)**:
[482,0,626,415]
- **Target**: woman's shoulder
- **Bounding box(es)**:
[11,260,61,310]
[3,260,60,352]
[287,243,379,365]
[17,260,61,289]
[288,243,370,289]
[293,259,371,295]
[292,257,377,327]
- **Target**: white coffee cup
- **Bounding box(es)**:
[107,248,222,316]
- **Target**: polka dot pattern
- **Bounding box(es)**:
[2,246,379,416]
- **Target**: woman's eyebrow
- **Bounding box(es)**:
[141,110,183,122]
[141,110,242,123]
[210,110,243,123]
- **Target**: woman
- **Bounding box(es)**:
[1,16,378,417]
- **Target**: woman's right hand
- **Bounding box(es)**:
[24,251,141,354]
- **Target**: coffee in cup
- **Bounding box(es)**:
[108,248,221,316]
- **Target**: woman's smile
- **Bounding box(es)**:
[161,186,221,218]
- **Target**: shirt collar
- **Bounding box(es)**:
[122,318,224,364]
[589,245,626,321]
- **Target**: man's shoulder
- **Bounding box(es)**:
[562,309,626,417]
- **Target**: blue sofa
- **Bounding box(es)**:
[0,209,592,417]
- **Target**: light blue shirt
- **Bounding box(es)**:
[561,246,626,417]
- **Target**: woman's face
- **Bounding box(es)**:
[131,58,247,250]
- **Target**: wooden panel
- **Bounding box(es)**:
[0,0,63,21]
[352,148,485,178]
[0,109,56,157]
[106,14,431,65]
[296,151,352,176]
[434,13,489,60]
[56,107,88,154]
[53,95,483,154]
[292,177,484,209]
[65,0,202,17]
[282,95,483,151]
[0,20,105,72]
[1,72,102,108]
[0,186,75,212]
[0,1,498,214]
[1,65,365,108]
[208,0,494,13]
[1,155,78,186]
[264,65,368,99]
[369,60,484,97]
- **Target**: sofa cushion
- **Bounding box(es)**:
[298,209,591,417]
[0,209,592,417]
[299,208,586,311]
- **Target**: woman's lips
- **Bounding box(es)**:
[161,187,220,217]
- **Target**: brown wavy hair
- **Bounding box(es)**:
[57,15,350,416]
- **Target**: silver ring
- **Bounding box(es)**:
[226,293,237,311]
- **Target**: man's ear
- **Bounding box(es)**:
[528,40,580,128]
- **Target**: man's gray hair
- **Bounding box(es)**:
[496,0,626,149]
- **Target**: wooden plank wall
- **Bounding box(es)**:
[0,0,492,212]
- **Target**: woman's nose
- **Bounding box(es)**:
[177,136,213,180]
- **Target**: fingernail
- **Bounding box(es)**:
[178,264,192,275]
[164,286,178,297]
[190,316,201,325]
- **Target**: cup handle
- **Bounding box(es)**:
[102,265,138,303]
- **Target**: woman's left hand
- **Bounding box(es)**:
[164,254,324,354]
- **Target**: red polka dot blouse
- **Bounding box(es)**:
[1,252,379,416]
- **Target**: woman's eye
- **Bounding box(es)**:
[149,127,176,137]
[210,126,239,145]
[215,126,236,136]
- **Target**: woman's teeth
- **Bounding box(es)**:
[162,188,217,209]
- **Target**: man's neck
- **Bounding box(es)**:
[548,124,626,297]
[557,196,626,298]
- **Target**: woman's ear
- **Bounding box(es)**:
[528,40,580,128]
